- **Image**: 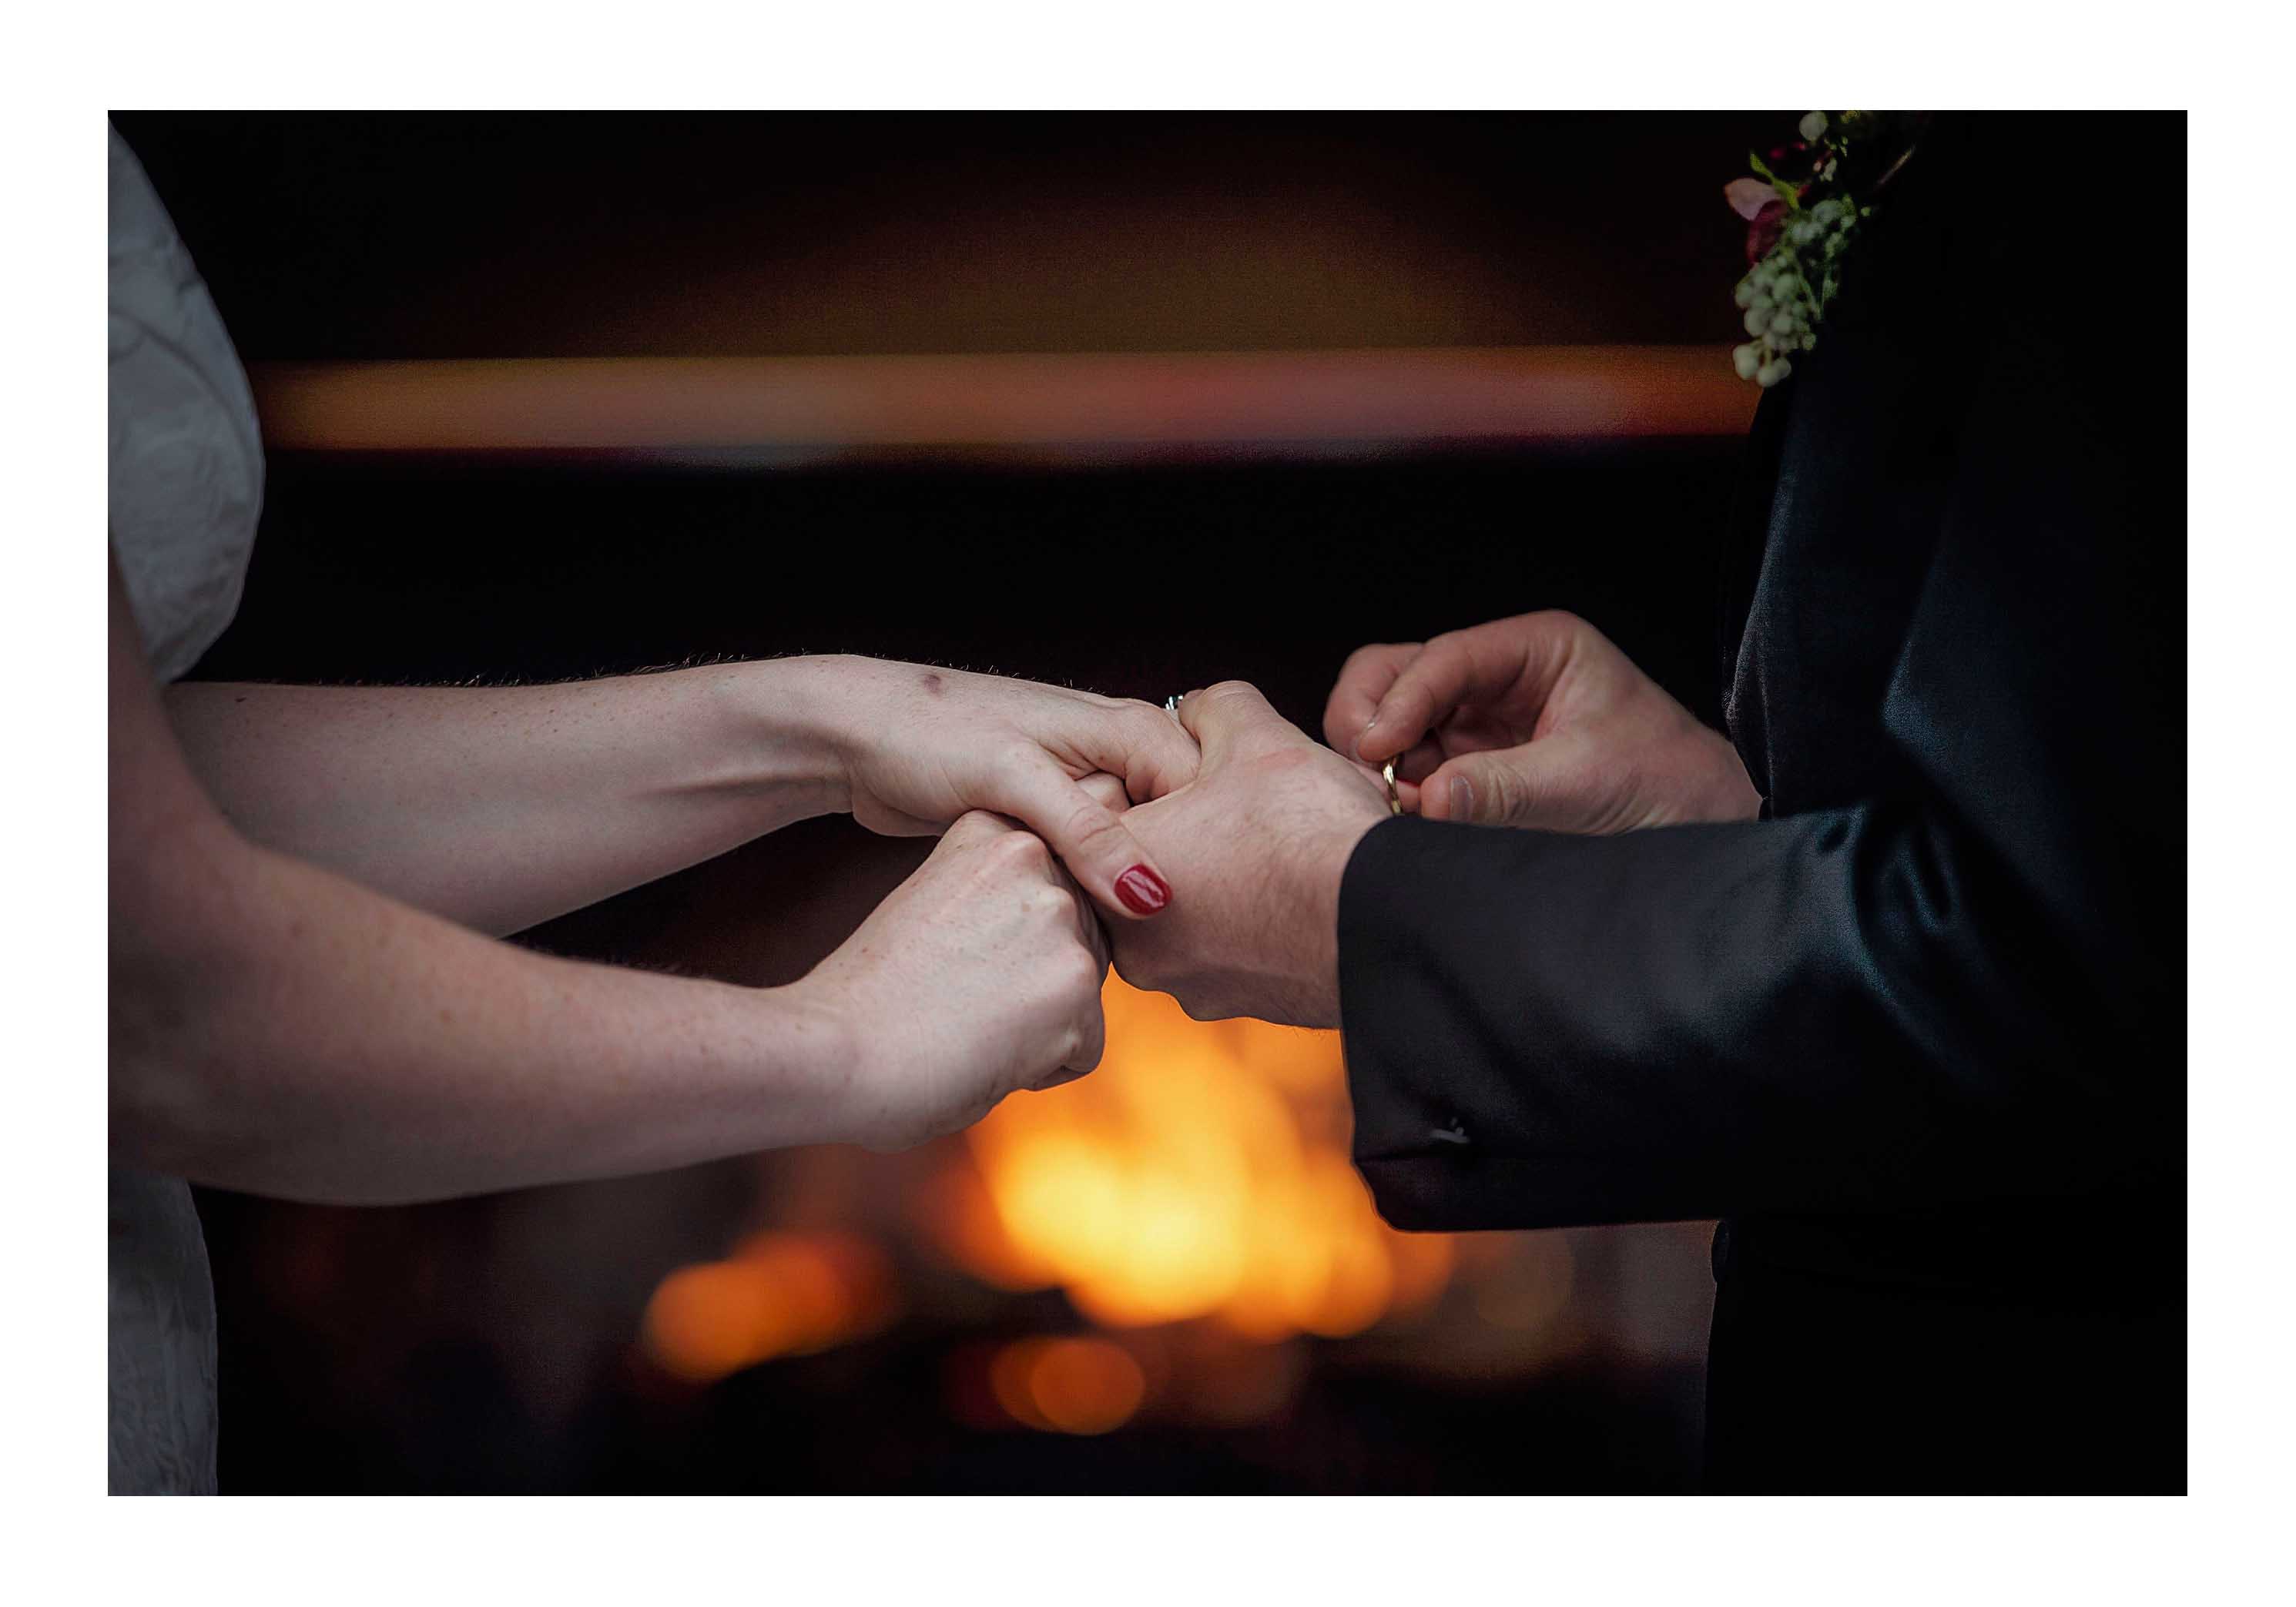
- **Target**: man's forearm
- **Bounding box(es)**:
[164,661,851,936]
[1338,802,2174,1234]
[112,822,858,1204]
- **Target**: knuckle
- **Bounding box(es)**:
[1063,946,1104,994]
[1034,1044,1091,1090]
[997,733,1044,765]
[1076,771,1131,809]
[1140,712,1198,771]
[1061,798,1123,849]
[1487,766,1532,819]
[940,809,997,848]
[1386,665,1438,707]
[1126,699,1175,735]
[1336,644,1383,681]
[990,829,1051,873]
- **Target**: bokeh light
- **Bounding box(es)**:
[989,1336,1148,1435]
[641,1229,897,1384]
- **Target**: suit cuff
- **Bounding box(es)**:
[1336,815,1721,1232]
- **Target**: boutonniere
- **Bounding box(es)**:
[1726,110,1926,387]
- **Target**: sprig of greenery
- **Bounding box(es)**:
[1745,149,1803,211]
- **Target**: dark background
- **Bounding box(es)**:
[116,112,1775,360]
[116,112,1771,1491]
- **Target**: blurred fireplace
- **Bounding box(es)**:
[114,108,1798,1492]
[187,433,1736,1492]
[631,957,1738,1451]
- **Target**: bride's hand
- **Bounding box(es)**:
[802,807,1111,1150]
[804,656,1198,921]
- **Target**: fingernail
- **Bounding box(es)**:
[1114,865,1171,916]
[1354,715,1379,759]
[1449,775,1474,820]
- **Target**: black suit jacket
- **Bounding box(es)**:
[1336,115,2184,1491]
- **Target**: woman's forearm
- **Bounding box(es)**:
[112,818,860,1204]
[114,564,1104,1201]
[164,661,851,936]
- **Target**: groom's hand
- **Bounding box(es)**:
[1326,611,1761,832]
[1106,683,1389,1029]
[805,657,1199,925]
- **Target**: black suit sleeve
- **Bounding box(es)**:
[1339,198,2181,1232]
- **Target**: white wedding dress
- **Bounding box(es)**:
[108,120,264,1495]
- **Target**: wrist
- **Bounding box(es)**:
[1687,721,1764,822]
[746,972,873,1147]
[1287,796,1386,1028]
[716,656,858,821]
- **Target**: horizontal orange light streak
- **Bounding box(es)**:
[247,347,1756,459]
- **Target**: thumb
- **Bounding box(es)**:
[1417,747,1561,827]
[1175,680,1298,771]
[988,756,1174,922]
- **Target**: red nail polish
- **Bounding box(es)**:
[1114,865,1170,916]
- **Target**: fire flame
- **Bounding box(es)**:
[641,979,1467,1401]
[641,1229,897,1384]
[987,1336,1147,1435]
[940,976,1453,1339]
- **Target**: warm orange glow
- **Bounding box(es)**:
[247,348,1758,458]
[641,1230,897,1384]
[947,977,1456,1341]
[989,1336,1148,1435]
[641,1262,781,1384]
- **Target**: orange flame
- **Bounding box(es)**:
[641,1229,897,1384]
[987,1336,1148,1435]
[943,977,1453,1338]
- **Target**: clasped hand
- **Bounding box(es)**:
[822,612,1758,1146]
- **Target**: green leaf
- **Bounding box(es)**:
[1746,151,1802,210]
